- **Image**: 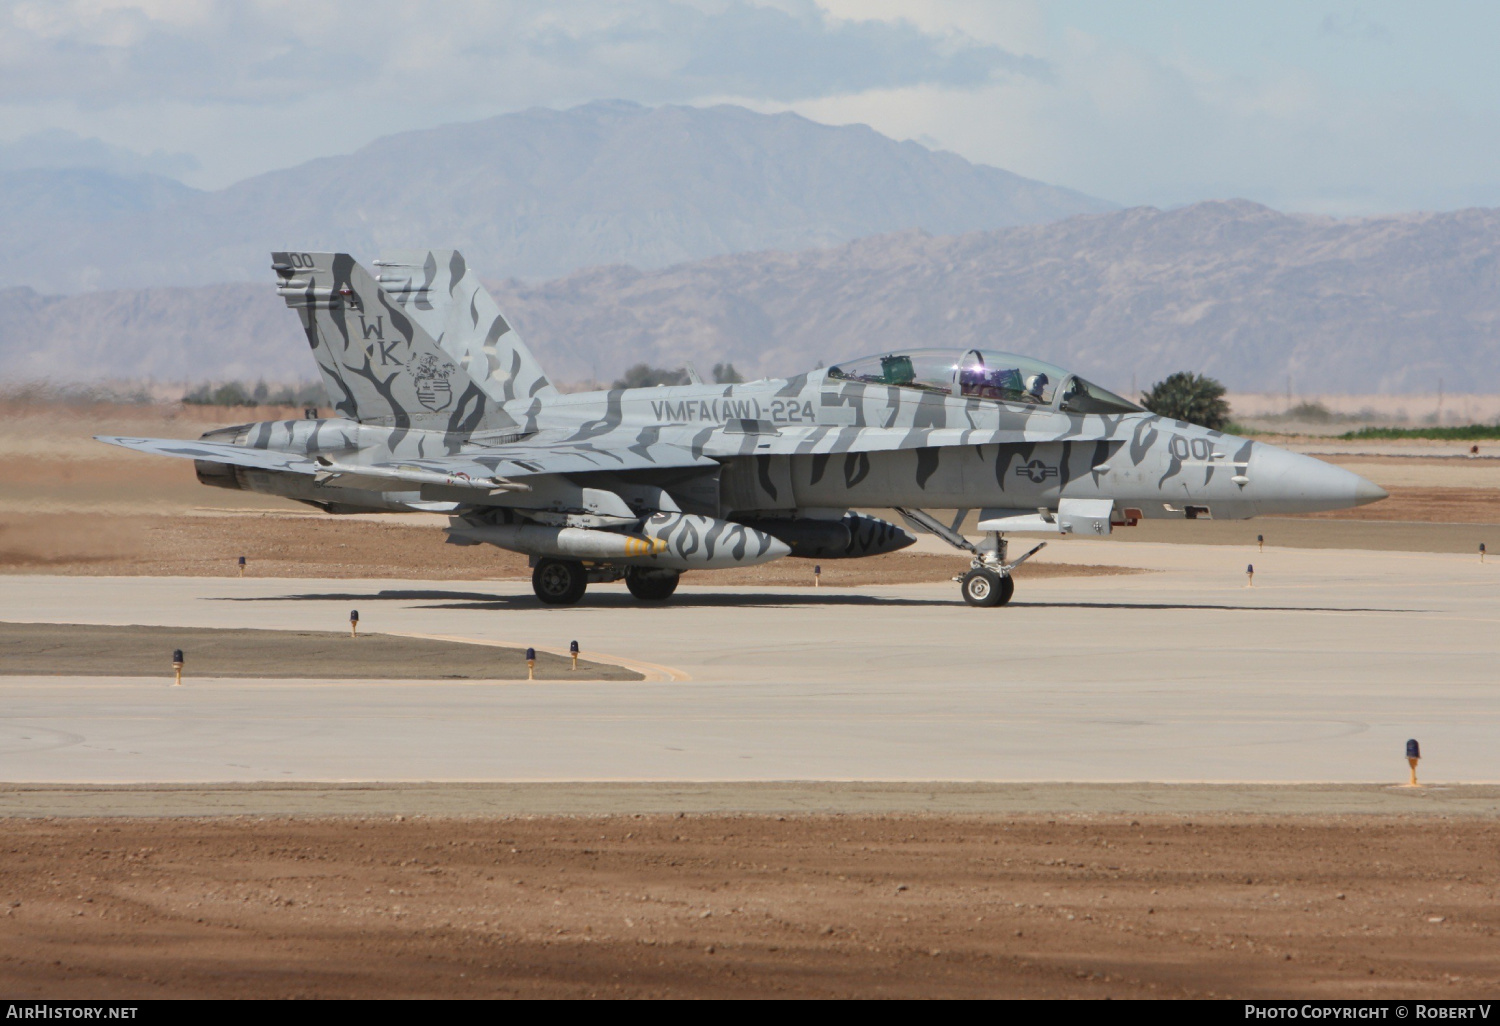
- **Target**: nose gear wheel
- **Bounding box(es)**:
[961,566,1015,607]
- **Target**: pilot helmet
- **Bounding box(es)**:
[1025,372,1050,397]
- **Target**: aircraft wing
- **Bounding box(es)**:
[96,434,717,491]
[457,436,718,478]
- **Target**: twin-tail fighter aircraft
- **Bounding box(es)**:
[99,251,1388,607]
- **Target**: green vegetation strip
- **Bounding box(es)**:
[0,623,641,681]
[1339,425,1500,441]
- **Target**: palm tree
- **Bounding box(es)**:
[1141,372,1231,430]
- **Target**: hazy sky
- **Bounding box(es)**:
[1,0,1496,213]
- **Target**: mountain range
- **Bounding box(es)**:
[494,198,1500,395]
[5,199,1498,394]
[0,100,1111,294]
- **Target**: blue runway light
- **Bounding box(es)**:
[1406,738,1420,760]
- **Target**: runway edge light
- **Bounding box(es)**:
[526,647,536,681]
[350,609,359,638]
[237,555,246,577]
[171,648,183,687]
[1246,563,1254,587]
[570,640,579,671]
[1406,738,1421,787]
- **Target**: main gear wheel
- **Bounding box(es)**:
[533,558,588,605]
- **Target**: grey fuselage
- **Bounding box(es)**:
[204,370,1381,524]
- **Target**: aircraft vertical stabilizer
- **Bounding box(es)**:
[271,251,503,432]
[373,249,556,403]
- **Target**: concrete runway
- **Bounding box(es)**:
[2,538,1498,785]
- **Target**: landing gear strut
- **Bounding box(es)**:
[893,508,1045,609]
[532,558,588,605]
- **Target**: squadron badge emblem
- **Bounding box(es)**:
[411,353,454,412]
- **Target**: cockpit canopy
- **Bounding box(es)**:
[824,348,1142,414]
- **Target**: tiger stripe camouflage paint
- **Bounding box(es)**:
[99,250,1388,581]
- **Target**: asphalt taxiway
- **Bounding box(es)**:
[1,538,1497,789]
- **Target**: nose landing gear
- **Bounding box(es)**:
[957,534,1042,607]
[893,508,1045,609]
[960,566,1016,607]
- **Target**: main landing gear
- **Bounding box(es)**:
[532,558,588,605]
[624,567,680,601]
[893,508,1046,609]
[530,558,683,605]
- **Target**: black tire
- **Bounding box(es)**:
[625,567,680,601]
[533,558,588,605]
[961,566,1004,607]
[996,573,1015,606]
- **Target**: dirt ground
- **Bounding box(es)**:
[0,814,1495,999]
[0,623,638,680]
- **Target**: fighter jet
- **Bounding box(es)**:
[98,250,1387,607]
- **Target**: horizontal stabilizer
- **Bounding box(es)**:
[96,436,317,473]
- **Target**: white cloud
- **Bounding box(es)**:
[754,9,1500,214]
[0,0,1020,107]
[1,0,1497,214]
[0,0,1034,186]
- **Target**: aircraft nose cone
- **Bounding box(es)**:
[1353,475,1389,507]
[1249,446,1389,515]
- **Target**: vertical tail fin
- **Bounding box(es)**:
[272,251,505,432]
[372,249,556,402]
